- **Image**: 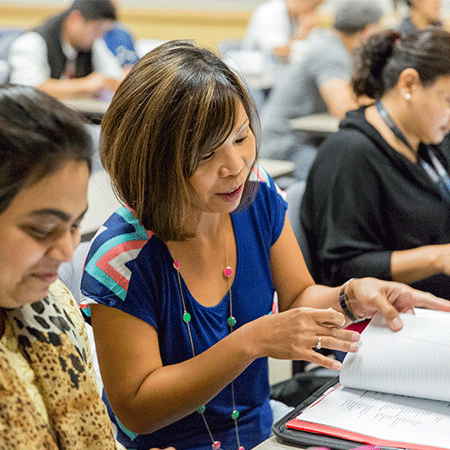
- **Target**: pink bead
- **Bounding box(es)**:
[173,260,180,270]
[239,447,245,450]
[224,267,233,278]
[212,441,221,450]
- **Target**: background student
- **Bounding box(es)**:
[301,28,450,301]
[242,0,324,61]
[258,0,383,181]
[397,0,443,35]
[8,0,125,99]
[79,39,450,450]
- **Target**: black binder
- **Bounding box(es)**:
[272,377,401,450]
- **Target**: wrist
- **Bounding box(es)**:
[237,319,264,360]
[339,278,365,323]
[430,245,445,274]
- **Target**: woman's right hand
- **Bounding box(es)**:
[246,307,360,371]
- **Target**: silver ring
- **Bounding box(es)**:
[316,336,322,350]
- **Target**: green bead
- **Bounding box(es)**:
[227,316,236,327]
[197,405,206,414]
[231,410,239,420]
[183,312,191,323]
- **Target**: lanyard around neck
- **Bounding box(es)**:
[375,100,450,203]
[375,100,415,153]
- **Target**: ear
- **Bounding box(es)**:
[397,68,421,99]
[67,10,84,25]
[357,23,379,46]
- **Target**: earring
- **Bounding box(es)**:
[404,93,411,100]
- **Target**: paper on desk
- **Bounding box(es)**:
[292,383,450,449]
[287,309,450,449]
[340,309,450,402]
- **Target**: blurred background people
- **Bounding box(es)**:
[101,0,139,72]
[301,28,450,301]
[397,0,443,35]
[8,0,125,99]
[259,0,383,181]
[242,0,325,62]
[102,23,139,71]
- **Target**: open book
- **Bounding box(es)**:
[286,309,450,450]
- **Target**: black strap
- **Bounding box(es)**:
[375,100,415,153]
[376,100,450,203]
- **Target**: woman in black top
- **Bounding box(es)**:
[301,28,450,299]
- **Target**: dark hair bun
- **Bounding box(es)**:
[352,30,401,99]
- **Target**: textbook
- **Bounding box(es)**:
[284,309,450,450]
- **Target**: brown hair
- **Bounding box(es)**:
[100,39,259,241]
[352,28,450,100]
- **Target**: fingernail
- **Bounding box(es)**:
[332,361,342,370]
[350,342,359,352]
[352,332,360,341]
[391,317,403,330]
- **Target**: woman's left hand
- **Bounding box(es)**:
[345,277,450,331]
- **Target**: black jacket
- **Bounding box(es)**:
[34,12,92,79]
[301,106,450,298]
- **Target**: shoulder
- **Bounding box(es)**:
[250,0,288,27]
[250,165,286,200]
[307,32,350,66]
[255,0,287,15]
[85,206,154,265]
[315,110,382,172]
[9,31,46,53]
[81,206,158,302]
[241,165,288,227]
[48,280,88,345]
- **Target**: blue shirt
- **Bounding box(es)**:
[81,169,287,450]
[103,25,139,68]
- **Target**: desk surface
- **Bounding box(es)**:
[62,98,111,117]
[290,113,339,135]
[259,159,295,179]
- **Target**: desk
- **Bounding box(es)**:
[290,113,339,136]
[62,98,111,122]
[259,159,295,179]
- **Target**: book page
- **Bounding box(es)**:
[287,384,450,450]
[340,309,450,402]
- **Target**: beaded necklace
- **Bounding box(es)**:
[171,240,244,450]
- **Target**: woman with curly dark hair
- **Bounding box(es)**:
[301,28,450,299]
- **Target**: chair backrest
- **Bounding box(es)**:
[285,180,313,275]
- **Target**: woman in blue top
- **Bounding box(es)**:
[80,40,449,450]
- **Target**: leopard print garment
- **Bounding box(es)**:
[0,282,117,450]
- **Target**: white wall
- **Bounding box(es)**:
[2,0,396,12]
